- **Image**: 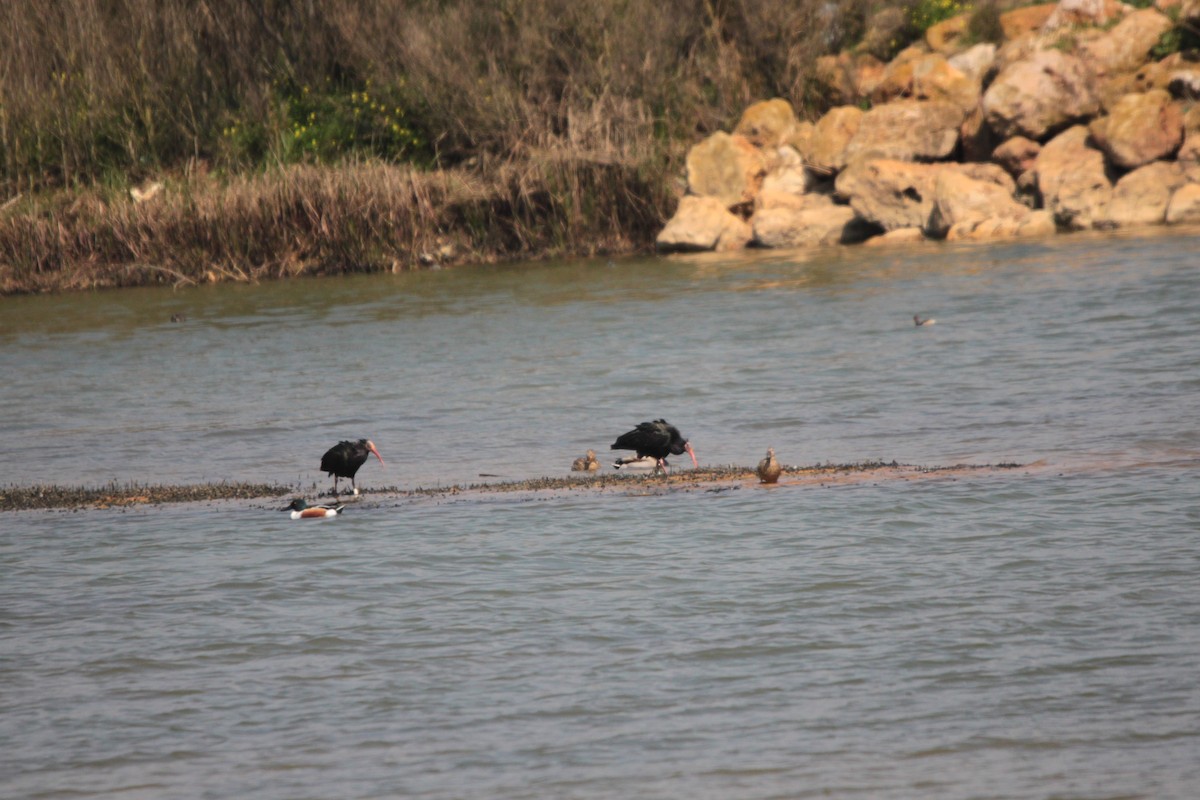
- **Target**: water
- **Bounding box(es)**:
[2,231,1199,798]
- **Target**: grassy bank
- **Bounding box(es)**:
[0,0,921,294]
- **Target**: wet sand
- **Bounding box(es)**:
[1,461,1030,512]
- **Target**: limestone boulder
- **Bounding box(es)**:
[948,43,998,86]
[685,132,766,208]
[734,99,799,149]
[993,136,1042,176]
[656,195,753,252]
[835,158,1015,231]
[815,53,886,106]
[756,146,818,209]
[1089,90,1184,169]
[843,100,964,165]
[1166,182,1200,223]
[927,170,1033,237]
[862,227,928,246]
[752,202,877,248]
[1176,105,1200,162]
[1031,125,1113,229]
[870,47,926,104]
[999,3,1056,40]
[1079,9,1173,77]
[945,210,1057,240]
[983,49,1101,140]
[1100,160,1187,227]
[1043,0,1130,30]
[925,15,970,55]
[807,106,864,174]
[911,54,981,109]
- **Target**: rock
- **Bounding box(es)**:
[948,43,998,86]
[1177,105,1200,162]
[1101,161,1187,227]
[734,98,799,148]
[911,54,981,109]
[656,195,753,252]
[1165,182,1200,223]
[862,227,928,246]
[992,136,1042,176]
[1089,90,1184,169]
[807,106,864,174]
[835,158,1015,231]
[756,146,817,208]
[999,3,1056,40]
[870,46,927,103]
[1168,70,1200,100]
[927,170,1041,237]
[685,132,766,208]
[926,14,970,55]
[843,100,964,165]
[752,202,877,248]
[1043,0,1130,30]
[1079,9,1174,76]
[1032,125,1113,230]
[945,210,1057,240]
[982,49,1101,140]
[960,105,998,163]
[815,53,887,105]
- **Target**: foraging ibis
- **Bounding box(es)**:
[611,419,697,474]
[320,439,384,495]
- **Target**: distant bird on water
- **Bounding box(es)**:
[282,498,345,519]
[914,314,936,327]
[571,449,600,472]
[611,419,698,474]
[756,447,782,484]
[320,439,385,495]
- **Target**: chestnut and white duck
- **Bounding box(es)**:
[282,498,345,519]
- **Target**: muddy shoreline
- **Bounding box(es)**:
[1,461,1028,512]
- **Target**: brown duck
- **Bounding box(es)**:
[571,449,600,472]
[756,447,782,484]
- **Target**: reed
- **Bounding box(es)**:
[0,0,895,292]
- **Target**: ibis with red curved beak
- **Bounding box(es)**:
[611,419,697,474]
[320,439,385,495]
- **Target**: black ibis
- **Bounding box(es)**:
[756,447,782,484]
[282,498,345,519]
[320,439,384,495]
[610,419,698,474]
[571,449,600,472]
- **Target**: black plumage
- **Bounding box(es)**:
[320,438,384,495]
[610,419,697,473]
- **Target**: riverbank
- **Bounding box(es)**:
[0,156,672,295]
[1,461,1026,512]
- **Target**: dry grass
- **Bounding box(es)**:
[0,0,892,293]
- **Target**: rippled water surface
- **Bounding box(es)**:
[2,232,1199,798]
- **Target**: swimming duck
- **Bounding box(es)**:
[282,498,345,519]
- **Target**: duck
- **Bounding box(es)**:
[571,449,601,471]
[756,448,782,484]
[914,314,936,327]
[282,498,345,519]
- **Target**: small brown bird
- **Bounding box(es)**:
[756,448,782,484]
[571,449,600,472]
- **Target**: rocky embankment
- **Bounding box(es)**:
[657,0,1200,252]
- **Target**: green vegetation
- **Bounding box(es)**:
[1,0,958,293]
